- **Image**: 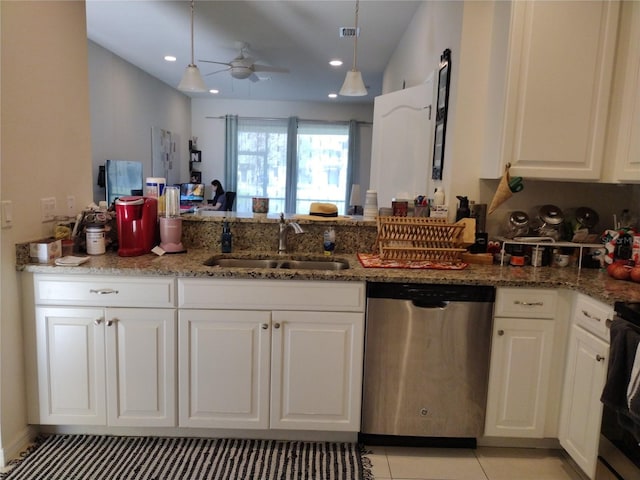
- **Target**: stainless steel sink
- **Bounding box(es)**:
[278,259,350,270]
[203,258,280,269]
[203,256,350,270]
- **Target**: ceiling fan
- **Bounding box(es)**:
[199,42,289,82]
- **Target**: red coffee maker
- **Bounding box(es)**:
[115,196,158,256]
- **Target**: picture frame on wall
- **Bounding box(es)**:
[190,150,202,163]
[190,171,202,183]
[432,48,451,181]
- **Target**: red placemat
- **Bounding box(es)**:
[357,253,468,270]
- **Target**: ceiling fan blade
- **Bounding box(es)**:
[252,64,289,74]
[204,67,231,77]
[198,59,232,67]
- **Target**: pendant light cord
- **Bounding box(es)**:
[189,0,195,66]
[351,0,359,72]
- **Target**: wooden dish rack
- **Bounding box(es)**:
[375,216,468,262]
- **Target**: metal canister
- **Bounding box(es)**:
[531,246,543,267]
[86,225,106,255]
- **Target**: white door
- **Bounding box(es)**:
[559,325,609,480]
[270,311,364,431]
[484,317,555,437]
[370,80,434,209]
[178,309,271,429]
[35,306,106,425]
[105,308,177,427]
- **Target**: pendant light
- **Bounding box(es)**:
[339,0,367,96]
[178,0,207,93]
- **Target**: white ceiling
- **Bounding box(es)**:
[86,0,422,103]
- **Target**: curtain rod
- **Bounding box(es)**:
[205,115,372,125]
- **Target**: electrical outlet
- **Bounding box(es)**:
[67,195,76,215]
[40,197,56,222]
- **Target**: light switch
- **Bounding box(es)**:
[1,200,13,229]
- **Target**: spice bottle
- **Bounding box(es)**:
[221,221,232,253]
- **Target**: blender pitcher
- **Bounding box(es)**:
[159,186,185,253]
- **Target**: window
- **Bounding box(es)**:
[233,117,352,214]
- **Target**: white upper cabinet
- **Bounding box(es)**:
[482,0,620,180]
[604,0,640,183]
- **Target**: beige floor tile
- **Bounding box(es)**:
[364,445,392,479]
[385,446,489,480]
[475,447,584,480]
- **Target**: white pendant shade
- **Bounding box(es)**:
[177,0,207,93]
[340,70,367,96]
[178,65,207,92]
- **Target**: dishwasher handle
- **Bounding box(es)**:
[412,300,449,309]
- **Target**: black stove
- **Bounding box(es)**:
[614,301,640,327]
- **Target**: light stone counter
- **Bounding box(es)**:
[16,213,640,306]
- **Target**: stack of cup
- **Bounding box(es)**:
[363,190,378,220]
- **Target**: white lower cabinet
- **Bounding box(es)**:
[178,279,365,432]
[559,294,612,480]
[26,274,177,427]
[484,288,557,438]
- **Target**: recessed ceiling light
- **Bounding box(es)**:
[329,59,343,67]
[164,55,177,62]
[209,89,219,94]
[328,93,338,99]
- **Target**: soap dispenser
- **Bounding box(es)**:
[221,221,232,253]
[455,196,470,221]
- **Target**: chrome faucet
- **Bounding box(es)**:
[278,213,304,254]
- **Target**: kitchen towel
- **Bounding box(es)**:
[0,435,373,480]
[357,252,468,270]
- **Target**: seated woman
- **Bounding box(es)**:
[209,179,227,211]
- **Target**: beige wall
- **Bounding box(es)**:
[0,0,93,463]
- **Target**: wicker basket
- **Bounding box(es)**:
[375,216,467,262]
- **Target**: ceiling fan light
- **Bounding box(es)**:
[339,70,367,96]
[178,64,207,92]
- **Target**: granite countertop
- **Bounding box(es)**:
[17,249,640,306]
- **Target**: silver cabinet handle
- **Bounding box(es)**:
[89,288,119,295]
[261,323,269,330]
[582,309,603,323]
[273,323,281,329]
[596,354,606,362]
[94,318,104,326]
[514,300,543,307]
[497,329,505,336]
[106,318,118,327]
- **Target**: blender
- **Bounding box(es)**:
[159,186,185,253]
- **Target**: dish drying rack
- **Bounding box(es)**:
[375,216,467,262]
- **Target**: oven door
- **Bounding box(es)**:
[599,314,640,479]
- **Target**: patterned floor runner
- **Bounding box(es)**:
[0,435,373,480]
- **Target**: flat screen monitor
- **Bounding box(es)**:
[180,183,205,203]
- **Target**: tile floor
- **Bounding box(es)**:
[365,445,596,480]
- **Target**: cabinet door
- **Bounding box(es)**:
[35,306,106,425]
[105,308,176,427]
[178,309,271,429]
[559,325,609,480]
[270,311,364,431]
[485,316,555,437]
[499,0,619,180]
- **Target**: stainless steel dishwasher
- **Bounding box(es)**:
[361,282,495,445]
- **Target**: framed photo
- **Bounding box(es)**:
[190,150,202,163]
[190,171,202,183]
[432,49,451,180]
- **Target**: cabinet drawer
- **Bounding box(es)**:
[495,288,557,319]
[34,275,175,307]
[178,279,365,312]
[573,293,612,341]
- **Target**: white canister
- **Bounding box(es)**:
[86,225,106,255]
[145,177,166,198]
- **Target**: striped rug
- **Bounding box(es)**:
[1,435,373,480]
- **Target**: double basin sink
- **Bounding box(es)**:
[204,255,350,271]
